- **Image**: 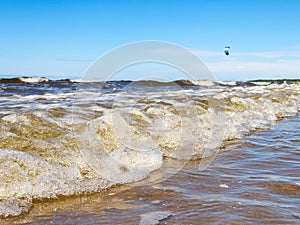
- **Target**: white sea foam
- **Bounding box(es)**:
[190,80,215,86]
[0,148,111,217]
[19,77,49,83]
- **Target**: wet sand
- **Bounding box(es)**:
[1,116,300,225]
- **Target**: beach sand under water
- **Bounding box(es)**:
[0,78,299,224]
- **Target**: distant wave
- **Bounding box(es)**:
[2,76,300,87]
[0,77,72,84]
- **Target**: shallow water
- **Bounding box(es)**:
[1,115,299,224]
[0,79,300,223]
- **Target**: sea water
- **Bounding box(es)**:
[0,78,299,224]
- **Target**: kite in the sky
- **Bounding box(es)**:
[224,46,230,55]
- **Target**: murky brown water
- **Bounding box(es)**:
[1,115,299,225]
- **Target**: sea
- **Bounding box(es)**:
[0,77,299,224]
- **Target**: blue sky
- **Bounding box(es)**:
[0,0,300,81]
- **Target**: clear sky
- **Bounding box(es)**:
[0,0,300,81]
